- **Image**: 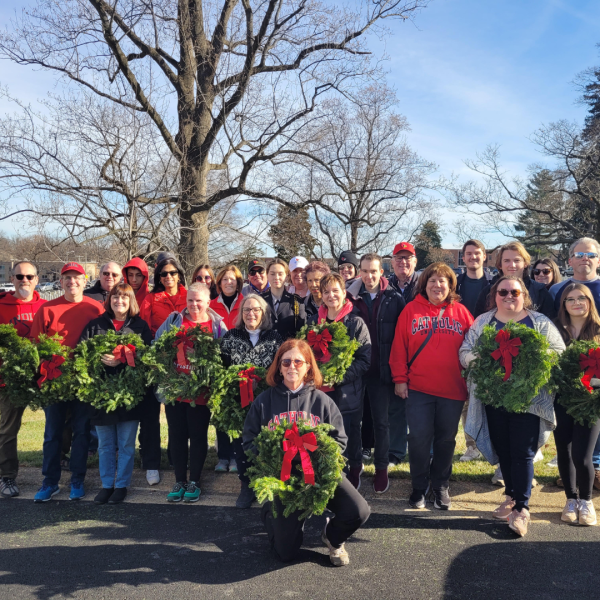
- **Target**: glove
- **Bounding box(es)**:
[463,352,477,367]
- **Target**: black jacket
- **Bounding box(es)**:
[307,310,371,413]
[304,294,320,318]
[346,278,405,383]
[242,383,347,455]
[220,328,283,368]
[473,274,556,319]
[79,312,153,426]
[261,289,306,340]
[387,271,419,302]
[83,280,109,305]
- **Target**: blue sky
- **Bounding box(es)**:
[0,0,599,247]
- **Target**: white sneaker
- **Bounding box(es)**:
[533,449,544,463]
[547,455,558,468]
[321,522,350,566]
[146,470,160,486]
[578,499,598,526]
[491,466,504,486]
[561,498,579,523]
[460,447,482,462]
[493,495,515,520]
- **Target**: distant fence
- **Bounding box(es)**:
[39,290,64,301]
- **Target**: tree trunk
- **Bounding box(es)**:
[350,221,359,254]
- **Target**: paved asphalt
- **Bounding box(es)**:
[1,495,599,600]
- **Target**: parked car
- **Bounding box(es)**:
[52,281,62,290]
[0,283,15,292]
[37,282,55,292]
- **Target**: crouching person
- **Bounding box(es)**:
[242,339,370,566]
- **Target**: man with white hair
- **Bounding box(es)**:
[84,261,122,303]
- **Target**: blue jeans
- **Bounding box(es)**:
[593,431,600,471]
[43,400,91,486]
[388,392,408,462]
[96,421,140,489]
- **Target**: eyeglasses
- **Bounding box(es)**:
[532,268,551,276]
[242,307,262,314]
[497,289,522,298]
[572,252,599,259]
[160,270,179,278]
[565,296,589,304]
[281,358,307,368]
[195,275,211,282]
[102,272,120,278]
[14,274,36,281]
[393,256,413,262]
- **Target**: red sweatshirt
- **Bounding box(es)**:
[0,291,47,339]
[389,294,474,401]
[122,257,149,308]
[31,295,104,348]
[139,284,187,335]
[209,293,244,330]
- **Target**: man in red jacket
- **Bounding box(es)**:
[122,257,149,307]
[0,261,46,498]
[31,262,104,503]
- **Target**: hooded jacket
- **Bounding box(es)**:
[347,277,405,381]
[79,312,153,426]
[0,290,46,339]
[140,283,188,335]
[209,293,244,330]
[307,300,371,413]
[242,383,347,455]
[122,257,150,308]
[389,294,474,401]
[83,280,110,304]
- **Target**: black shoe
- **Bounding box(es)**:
[108,488,127,504]
[236,483,256,509]
[409,488,427,509]
[433,488,451,510]
[361,448,372,462]
[94,488,114,504]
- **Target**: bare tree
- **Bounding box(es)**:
[0,0,430,271]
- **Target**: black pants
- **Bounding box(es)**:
[138,393,162,470]
[233,437,250,484]
[554,401,600,502]
[164,402,210,483]
[485,405,539,511]
[364,378,395,470]
[0,395,25,479]
[405,390,463,490]
[261,474,370,562]
[216,430,235,461]
[361,391,374,450]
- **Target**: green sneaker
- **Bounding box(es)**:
[166,482,187,502]
[183,481,201,502]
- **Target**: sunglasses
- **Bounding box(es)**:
[102,272,121,278]
[249,269,265,275]
[14,274,36,281]
[497,289,522,298]
[532,268,551,276]
[160,270,179,278]
[572,252,599,259]
[281,358,307,368]
[195,275,212,282]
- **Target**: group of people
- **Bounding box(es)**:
[0,237,599,564]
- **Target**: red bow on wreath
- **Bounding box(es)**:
[280,422,318,486]
[113,344,137,367]
[307,329,332,363]
[579,348,600,392]
[238,367,261,408]
[37,354,66,388]
[174,331,194,368]
[490,329,522,382]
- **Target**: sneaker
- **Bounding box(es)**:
[460,447,482,462]
[183,481,201,502]
[94,488,114,504]
[166,482,187,502]
[531,478,538,488]
[388,455,401,467]
[0,478,19,498]
[433,488,451,510]
[594,471,600,491]
[508,508,530,537]
[34,484,60,503]
[493,495,515,520]
[146,470,160,485]
[362,448,372,462]
[547,455,558,468]
[348,465,363,490]
[373,469,389,494]
[561,498,579,524]
[408,488,427,509]
[321,522,350,567]
[214,459,229,473]
[236,482,255,509]
[533,449,544,463]
[108,488,127,504]
[229,459,238,474]
[491,466,504,486]
[578,499,598,526]
[69,482,85,501]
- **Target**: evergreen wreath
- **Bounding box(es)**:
[247,421,345,519]
[0,324,39,408]
[35,335,78,407]
[208,363,268,439]
[464,321,556,413]
[74,331,149,413]
[553,341,600,426]
[142,324,223,405]
[296,321,359,387]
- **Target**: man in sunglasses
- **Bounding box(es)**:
[0,261,46,498]
[242,259,270,296]
[84,261,122,303]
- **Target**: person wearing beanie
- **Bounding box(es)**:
[338,251,360,284]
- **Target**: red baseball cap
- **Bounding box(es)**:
[393,242,416,256]
[61,262,86,276]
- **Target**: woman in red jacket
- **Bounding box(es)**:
[389,262,473,511]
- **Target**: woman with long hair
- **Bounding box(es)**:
[531,258,561,291]
[191,264,218,300]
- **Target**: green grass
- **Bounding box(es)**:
[18,408,559,483]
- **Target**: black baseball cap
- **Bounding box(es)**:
[247,259,266,273]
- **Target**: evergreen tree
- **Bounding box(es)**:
[414,220,443,268]
[268,205,317,263]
